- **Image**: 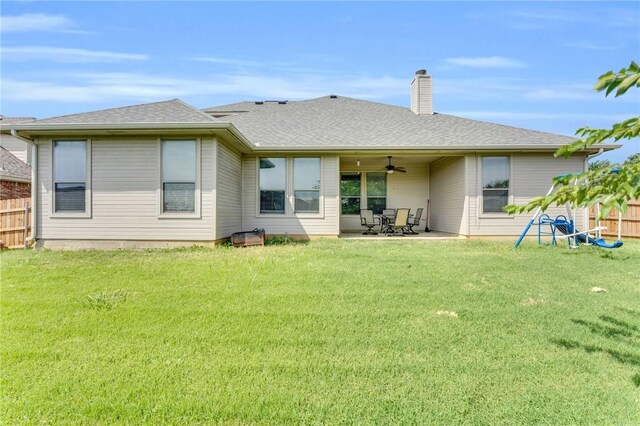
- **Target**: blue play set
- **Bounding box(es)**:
[514,175,624,250]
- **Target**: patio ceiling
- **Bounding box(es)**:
[339,155,443,170]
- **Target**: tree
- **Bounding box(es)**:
[588,159,612,171]
[624,152,640,165]
[505,61,640,218]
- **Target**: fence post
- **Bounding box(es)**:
[24,201,29,249]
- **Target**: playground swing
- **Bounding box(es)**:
[514,175,624,250]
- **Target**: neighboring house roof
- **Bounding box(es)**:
[30,99,217,124]
[0,146,31,182]
[204,95,577,149]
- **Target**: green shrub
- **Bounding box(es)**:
[265,235,295,246]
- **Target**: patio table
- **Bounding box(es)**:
[376,212,414,234]
[376,214,397,233]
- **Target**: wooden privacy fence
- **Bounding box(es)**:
[589,200,640,240]
[0,197,32,249]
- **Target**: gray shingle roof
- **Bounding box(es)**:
[13,96,581,150]
[203,101,284,117]
[32,99,216,124]
[0,115,35,125]
[205,96,576,148]
[0,146,31,181]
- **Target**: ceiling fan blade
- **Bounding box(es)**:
[384,156,407,173]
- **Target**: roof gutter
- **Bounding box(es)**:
[10,128,37,146]
[8,122,235,131]
[583,147,606,174]
[0,176,32,184]
[587,147,605,160]
[225,124,254,152]
[10,129,37,247]
[245,144,622,153]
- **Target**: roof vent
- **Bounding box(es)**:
[255,100,288,105]
[415,69,427,76]
[330,94,337,99]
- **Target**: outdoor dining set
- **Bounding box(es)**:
[360,208,423,236]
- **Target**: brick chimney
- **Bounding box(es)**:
[410,69,433,115]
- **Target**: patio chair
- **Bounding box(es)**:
[386,208,410,236]
[360,209,379,235]
[405,208,423,235]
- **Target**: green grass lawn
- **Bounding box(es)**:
[2,239,639,424]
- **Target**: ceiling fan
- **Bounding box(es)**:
[384,156,406,174]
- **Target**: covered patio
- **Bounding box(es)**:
[338,154,453,236]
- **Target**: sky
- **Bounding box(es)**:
[1,1,639,162]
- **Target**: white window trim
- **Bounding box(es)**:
[49,139,92,219]
[256,156,324,218]
[478,155,513,218]
[157,138,201,219]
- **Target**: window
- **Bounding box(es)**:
[162,140,196,213]
[259,157,286,214]
[294,158,320,213]
[53,141,87,213]
[482,156,510,213]
[366,172,387,214]
[340,173,361,214]
[340,172,387,215]
[258,157,323,216]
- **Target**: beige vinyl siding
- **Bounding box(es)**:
[1,134,30,164]
[467,153,587,236]
[340,163,429,231]
[37,138,215,241]
[429,156,466,234]
[216,141,242,239]
[242,155,339,236]
[388,163,429,211]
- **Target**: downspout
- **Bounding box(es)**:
[473,153,479,234]
[11,129,38,246]
[586,147,605,163]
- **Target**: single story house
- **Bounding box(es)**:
[3,70,618,248]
